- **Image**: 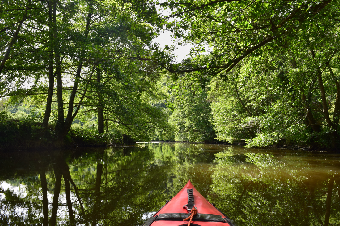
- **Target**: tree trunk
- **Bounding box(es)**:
[301,93,321,133]
[60,2,93,139]
[0,1,29,74]
[64,179,75,225]
[43,0,55,128]
[97,67,104,134]
[310,47,335,131]
[98,105,104,134]
[316,68,334,130]
[53,0,65,140]
[327,63,340,128]
[308,47,340,148]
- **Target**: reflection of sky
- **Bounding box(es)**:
[0,181,30,220]
[0,181,27,199]
[142,211,156,220]
[0,180,78,223]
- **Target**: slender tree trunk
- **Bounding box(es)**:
[310,48,335,130]
[43,0,55,128]
[97,66,104,134]
[310,47,340,149]
[0,0,29,74]
[53,0,64,140]
[40,170,49,226]
[326,64,340,148]
[316,68,334,130]
[98,106,104,134]
[302,93,321,133]
[327,63,340,127]
[333,80,340,126]
[61,2,93,139]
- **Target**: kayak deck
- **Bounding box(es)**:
[143,180,234,226]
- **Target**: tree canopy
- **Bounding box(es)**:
[1,0,339,149]
[1,0,171,144]
[160,0,340,148]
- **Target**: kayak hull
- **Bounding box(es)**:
[150,221,230,226]
[143,180,234,226]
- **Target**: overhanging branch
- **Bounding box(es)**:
[165,0,332,76]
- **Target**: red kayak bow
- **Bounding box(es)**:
[143,180,234,226]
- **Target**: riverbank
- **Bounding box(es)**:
[1,117,339,153]
[0,118,113,150]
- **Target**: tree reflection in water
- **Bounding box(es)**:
[209,147,340,226]
[0,144,339,225]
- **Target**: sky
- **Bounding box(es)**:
[152,1,193,63]
[153,30,193,63]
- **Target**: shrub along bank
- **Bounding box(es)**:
[0,112,121,150]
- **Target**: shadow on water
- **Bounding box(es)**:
[0,143,339,225]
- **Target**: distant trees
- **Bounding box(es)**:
[168,73,215,142]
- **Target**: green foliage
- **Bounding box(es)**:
[0,111,54,149]
[1,0,170,144]
[168,74,215,142]
[209,38,340,148]
[69,128,117,146]
[2,0,340,148]
[159,0,340,149]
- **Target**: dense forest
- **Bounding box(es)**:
[1,0,339,150]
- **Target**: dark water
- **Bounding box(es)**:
[0,143,339,225]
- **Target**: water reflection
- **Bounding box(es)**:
[0,144,339,225]
[210,147,340,226]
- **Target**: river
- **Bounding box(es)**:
[0,143,339,225]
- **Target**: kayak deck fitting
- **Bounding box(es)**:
[143,180,234,226]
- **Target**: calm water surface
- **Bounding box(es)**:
[0,143,339,225]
